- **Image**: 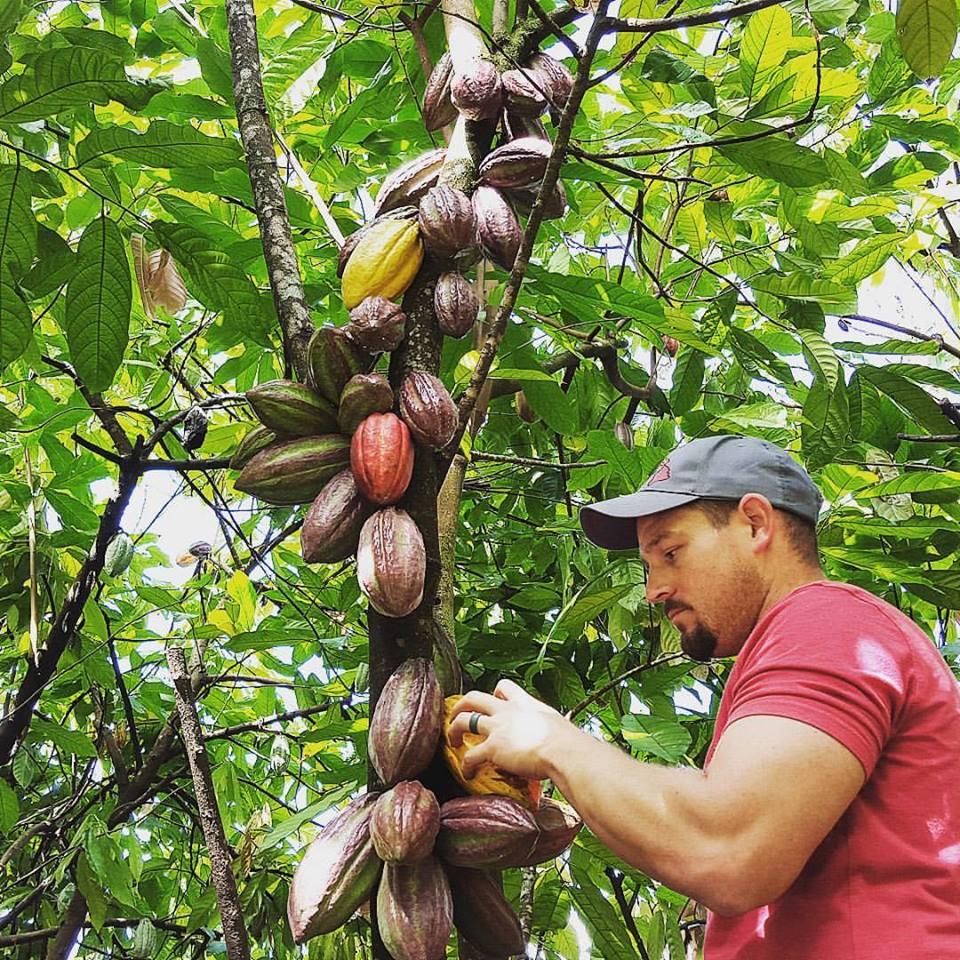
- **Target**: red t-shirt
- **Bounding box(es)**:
[704,581,960,960]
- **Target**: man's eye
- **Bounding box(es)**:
[664,548,678,563]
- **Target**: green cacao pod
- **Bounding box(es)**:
[368,658,443,786]
[436,796,538,869]
[287,794,383,943]
[230,424,277,470]
[301,469,371,564]
[376,856,453,960]
[246,379,339,436]
[398,371,457,450]
[513,798,583,867]
[351,413,414,506]
[614,421,634,449]
[370,780,441,865]
[447,867,525,957]
[357,507,426,619]
[234,435,351,506]
[347,296,406,353]
[338,373,394,435]
[130,919,158,959]
[308,326,373,404]
[104,533,134,577]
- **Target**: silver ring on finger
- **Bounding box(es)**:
[468,712,483,735]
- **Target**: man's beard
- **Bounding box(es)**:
[680,621,719,662]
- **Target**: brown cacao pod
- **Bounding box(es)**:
[308,326,373,404]
[418,185,478,260]
[513,798,583,867]
[473,186,521,272]
[398,371,457,450]
[423,51,457,132]
[246,379,339,437]
[447,867,525,958]
[374,148,447,217]
[368,658,444,784]
[347,296,406,353]
[514,391,537,423]
[377,857,453,960]
[234,435,351,506]
[436,796,539,869]
[370,781,441,865]
[450,56,502,121]
[287,794,382,943]
[508,179,567,221]
[434,272,479,339]
[479,137,552,190]
[501,68,546,117]
[230,424,276,470]
[301,469,370,564]
[338,207,418,279]
[351,412,414,505]
[525,53,574,112]
[342,218,424,310]
[614,421,634,450]
[338,372,394,435]
[357,508,426,619]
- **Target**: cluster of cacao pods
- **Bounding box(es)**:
[288,660,583,959]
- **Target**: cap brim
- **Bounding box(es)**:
[579,490,699,550]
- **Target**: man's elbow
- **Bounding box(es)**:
[691,844,799,918]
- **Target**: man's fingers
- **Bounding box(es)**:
[450,690,501,719]
[495,677,536,703]
[461,740,495,780]
[448,710,491,747]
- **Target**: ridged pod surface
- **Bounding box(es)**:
[286,794,382,943]
[338,207,418,278]
[513,798,583,867]
[614,421,634,449]
[434,272,479,339]
[370,781,441,865]
[501,69,546,116]
[508,179,567,221]
[376,857,453,960]
[398,371,457,450]
[418,185,478,260]
[347,296,406,353]
[341,218,424,310]
[368,659,443,784]
[308,326,373,404]
[423,52,458,131]
[479,137,552,190]
[473,186,521,272]
[246,380,338,436]
[447,867,525,957]
[450,56,502,121]
[357,508,426,619]
[234,435,350,506]
[442,696,541,810]
[230,424,276,470]
[374,148,447,217]
[436,796,539,869]
[300,469,370,564]
[338,373,394,435]
[525,53,574,112]
[350,413,413,506]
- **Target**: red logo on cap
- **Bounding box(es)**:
[649,461,671,484]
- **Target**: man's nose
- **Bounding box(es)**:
[645,573,674,604]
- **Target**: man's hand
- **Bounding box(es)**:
[447,679,574,781]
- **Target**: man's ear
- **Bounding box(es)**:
[737,494,775,552]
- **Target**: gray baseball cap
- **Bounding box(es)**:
[580,435,823,550]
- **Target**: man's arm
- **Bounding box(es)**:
[449,684,865,916]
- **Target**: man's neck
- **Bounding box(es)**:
[759,567,827,619]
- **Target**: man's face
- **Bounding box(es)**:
[636,503,766,661]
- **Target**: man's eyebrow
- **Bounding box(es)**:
[639,530,673,554]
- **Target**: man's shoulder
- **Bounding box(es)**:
[775,580,917,634]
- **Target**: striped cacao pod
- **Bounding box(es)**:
[350,413,414,506]
[436,796,539,869]
[338,372,394,435]
[370,780,441,865]
[300,469,371,564]
[246,379,339,436]
[105,533,134,577]
[230,424,277,470]
[308,326,373,404]
[341,218,424,310]
[234,435,350,506]
[377,857,453,960]
[357,507,426,619]
[514,797,583,867]
[423,52,457,131]
[434,271,479,339]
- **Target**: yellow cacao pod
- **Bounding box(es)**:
[442,696,541,811]
[341,219,423,310]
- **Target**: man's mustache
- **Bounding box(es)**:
[663,601,690,617]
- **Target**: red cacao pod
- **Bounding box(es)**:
[368,658,444,784]
[450,56,502,121]
[350,412,414,506]
[447,867,525,957]
[287,794,382,943]
[357,507,426,619]
[479,137,552,190]
[348,296,406,353]
[338,372,394,435]
[301,469,370,564]
[418,185,478,260]
[398,371,457,449]
[436,796,539,869]
[423,51,457,131]
[370,781,441,865]
[473,186,521,272]
[377,857,453,960]
[434,272,480,339]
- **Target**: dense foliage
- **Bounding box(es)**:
[1,0,959,957]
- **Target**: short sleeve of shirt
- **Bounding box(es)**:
[724,585,912,778]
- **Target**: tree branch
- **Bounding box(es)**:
[841,314,960,362]
[602,0,783,34]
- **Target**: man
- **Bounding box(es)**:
[449,435,960,959]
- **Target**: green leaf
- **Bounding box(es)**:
[854,470,960,498]
[896,0,958,78]
[0,779,19,833]
[570,858,637,959]
[77,120,242,169]
[801,375,849,470]
[64,215,132,393]
[669,348,705,415]
[0,276,32,368]
[621,714,692,762]
[720,137,829,187]
[31,718,97,757]
[826,234,904,284]
[752,272,853,303]
[76,854,108,932]
[552,584,635,638]
[0,48,163,123]
[796,328,840,388]
[0,164,36,278]
[740,5,793,100]
[859,366,955,435]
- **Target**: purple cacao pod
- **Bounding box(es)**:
[347,296,406,353]
[526,53,574,113]
[501,68,546,117]
[434,271,480,339]
[300,469,370,564]
[513,797,583,867]
[376,857,453,960]
[398,371,457,449]
[473,185,521,272]
[437,796,539,869]
[357,508,426,619]
[418,185,478,260]
[374,149,447,217]
[479,137,552,190]
[423,51,458,131]
[450,56,502,121]
[448,867,525,957]
[370,781,441,865]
